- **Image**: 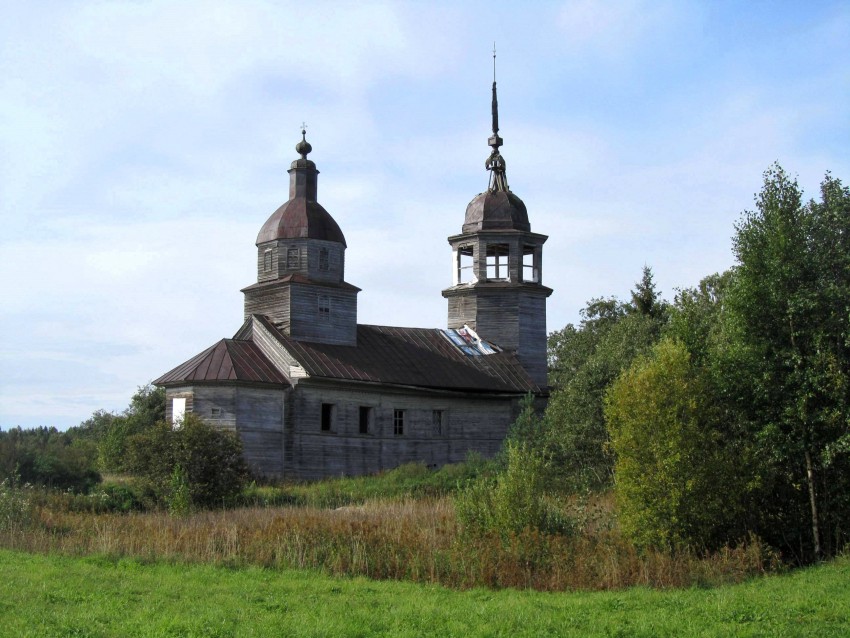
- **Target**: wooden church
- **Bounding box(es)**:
[154,78,552,479]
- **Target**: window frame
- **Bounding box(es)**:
[318,295,331,322]
[432,409,445,436]
[319,247,330,271]
[286,246,299,270]
[393,409,405,436]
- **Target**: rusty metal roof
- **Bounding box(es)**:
[154,339,289,386]
[256,199,346,246]
[254,316,539,394]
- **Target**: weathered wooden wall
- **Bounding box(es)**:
[285,380,521,481]
[165,384,286,478]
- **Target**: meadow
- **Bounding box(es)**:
[1,463,775,592]
[2,549,848,637]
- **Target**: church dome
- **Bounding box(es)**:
[256,199,346,246]
[256,129,347,247]
[463,189,530,233]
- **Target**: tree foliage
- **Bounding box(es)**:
[123,414,248,510]
[74,384,165,472]
[0,427,100,492]
[726,166,850,559]
[605,339,748,550]
[543,269,667,491]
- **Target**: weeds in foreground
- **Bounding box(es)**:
[1,486,777,591]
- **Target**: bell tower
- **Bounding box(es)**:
[441,55,552,387]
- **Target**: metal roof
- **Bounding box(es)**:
[254,316,539,394]
[154,339,289,386]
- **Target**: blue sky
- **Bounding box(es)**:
[1,0,848,429]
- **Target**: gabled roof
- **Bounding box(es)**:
[154,338,289,386]
[253,315,539,394]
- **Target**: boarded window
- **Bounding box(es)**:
[318,295,331,321]
[319,247,330,271]
[458,245,474,284]
[393,409,405,436]
[287,247,299,269]
[263,249,273,272]
[210,407,221,417]
[486,243,509,280]
[432,409,444,436]
[321,403,334,431]
[359,406,372,434]
[172,398,186,427]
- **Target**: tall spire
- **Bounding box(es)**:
[485,44,509,192]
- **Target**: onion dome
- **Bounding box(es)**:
[256,128,347,246]
[461,52,530,234]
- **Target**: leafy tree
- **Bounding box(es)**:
[727,166,850,559]
[0,427,100,492]
[605,338,748,550]
[124,414,248,510]
[74,384,166,472]
[544,271,667,491]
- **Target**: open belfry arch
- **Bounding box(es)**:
[155,60,552,480]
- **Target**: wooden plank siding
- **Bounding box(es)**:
[289,282,357,346]
[285,380,521,480]
[165,384,286,478]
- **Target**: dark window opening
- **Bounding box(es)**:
[458,245,474,284]
[211,407,222,418]
[432,410,444,436]
[359,406,372,434]
[319,247,330,271]
[393,409,405,436]
[318,295,331,322]
[486,244,509,280]
[263,249,273,272]
[321,403,334,431]
[287,247,299,269]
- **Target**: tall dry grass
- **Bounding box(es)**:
[1,491,777,591]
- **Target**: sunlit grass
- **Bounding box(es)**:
[1,549,848,637]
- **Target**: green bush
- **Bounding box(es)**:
[455,440,570,538]
[0,427,100,492]
[124,414,248,510]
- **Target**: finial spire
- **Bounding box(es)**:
[485,45,508,192]
[295,123,312,160]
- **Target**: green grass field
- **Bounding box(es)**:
[1,549,848,637]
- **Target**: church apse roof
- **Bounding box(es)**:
[154,338,289,386]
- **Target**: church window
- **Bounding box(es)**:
[210,407,221,417]
[359,406,372,434]
[286,247,299,270]
[393,409,405,436]
[458,245,474,284]
[319,247,330,271]
[263,249,273,272]
[321,403,334,431]
[486,244,509,280]
[432,409,445,436]
[318,295,331,321]
[523,245,538,282]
